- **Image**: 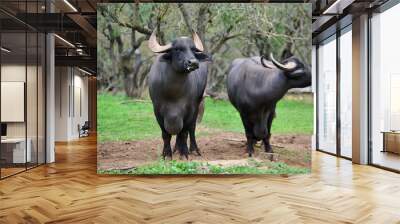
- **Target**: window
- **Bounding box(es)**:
[317,35,337,154]
[370,3,400,171]
[339,27,352,158]
[0,2,46,179]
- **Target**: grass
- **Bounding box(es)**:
[98,158,310,175]
[98,94,160,142]
[202,97,313,134]
[98,93,313,142]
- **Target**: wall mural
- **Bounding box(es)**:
[97,3,313,175]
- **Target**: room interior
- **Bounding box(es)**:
[0,0,399,222]
[0,0,96,179]
[0,29,46,177]
[312,0,400,172]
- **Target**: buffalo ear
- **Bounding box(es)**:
[195,52,212,62]
[160,52,172,62]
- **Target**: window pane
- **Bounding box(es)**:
[340,28,352,158]
[1,31,27,177]
[318,36,337,154]
[27,31,38,169]
[371,4,400,171]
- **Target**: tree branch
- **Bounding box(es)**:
[178,3,193,32]
[210,24,243,54]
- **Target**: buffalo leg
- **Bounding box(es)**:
[263,108,276,153]
[189,113,201,156]
[174,127,197,155]
[246,135,256,157]
[262,134,273,153]
[189,128,200,156]
[162,130,173,159]
[240,113,256,157]
[175,130,189,159]
[154,112,173,159]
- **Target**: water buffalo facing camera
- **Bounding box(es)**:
[227,53,311,157]
[148,30,211,159]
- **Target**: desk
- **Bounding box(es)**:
[1,138,31,163]
[382,131,400,155]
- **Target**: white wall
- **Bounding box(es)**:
[1,65,26,140]
[72,73,89,138]
[1,63,46,164]
[55,66,69,141]
[1,65,41,139]
[55,67,89,141]
[1,65,26,129]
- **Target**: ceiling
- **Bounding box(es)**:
[311,0,389,43]
[0,0,98,74]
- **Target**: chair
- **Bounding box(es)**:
[79,121,90,138]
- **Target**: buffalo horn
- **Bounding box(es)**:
[270,53,297,72]
[192,32,204,52]
[260,55,273,68]
[148,29,172,53]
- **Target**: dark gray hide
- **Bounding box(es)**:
[227,55,311,156]
[148,33,210,159]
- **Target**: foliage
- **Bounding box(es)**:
[97,93,313,142]
[98,158,310,175]
[97,3,311,98]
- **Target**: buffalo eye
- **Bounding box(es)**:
[194,52,211,62]
[160,52,172,61]
[191,47,202,53]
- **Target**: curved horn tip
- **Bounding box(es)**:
[269,53,279,64]
[260,55,272,68]
[270,52,296,72]
[192,32,204,52]
[148,29,172,53]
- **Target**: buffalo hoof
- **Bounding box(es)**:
[179,147,189,160]
[179,153,189,160]
[174,142,189,160]
[189,147,201,156]
[263,143,274,153]
[163,154,172,160]
[247,147,254,157]
[162,148,173,160]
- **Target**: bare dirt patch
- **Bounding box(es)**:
[98,132,311,171]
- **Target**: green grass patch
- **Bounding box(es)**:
[97,92,313,142]
[97,93,160,142]
[202,98,313,134]
[98,159,310,175]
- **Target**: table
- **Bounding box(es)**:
[1,138,31,163]
[382,131,400,155]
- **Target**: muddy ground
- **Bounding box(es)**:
[98,132,311,171]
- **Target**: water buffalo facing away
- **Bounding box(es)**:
[148,30,210,159]
[227,53,311,156]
